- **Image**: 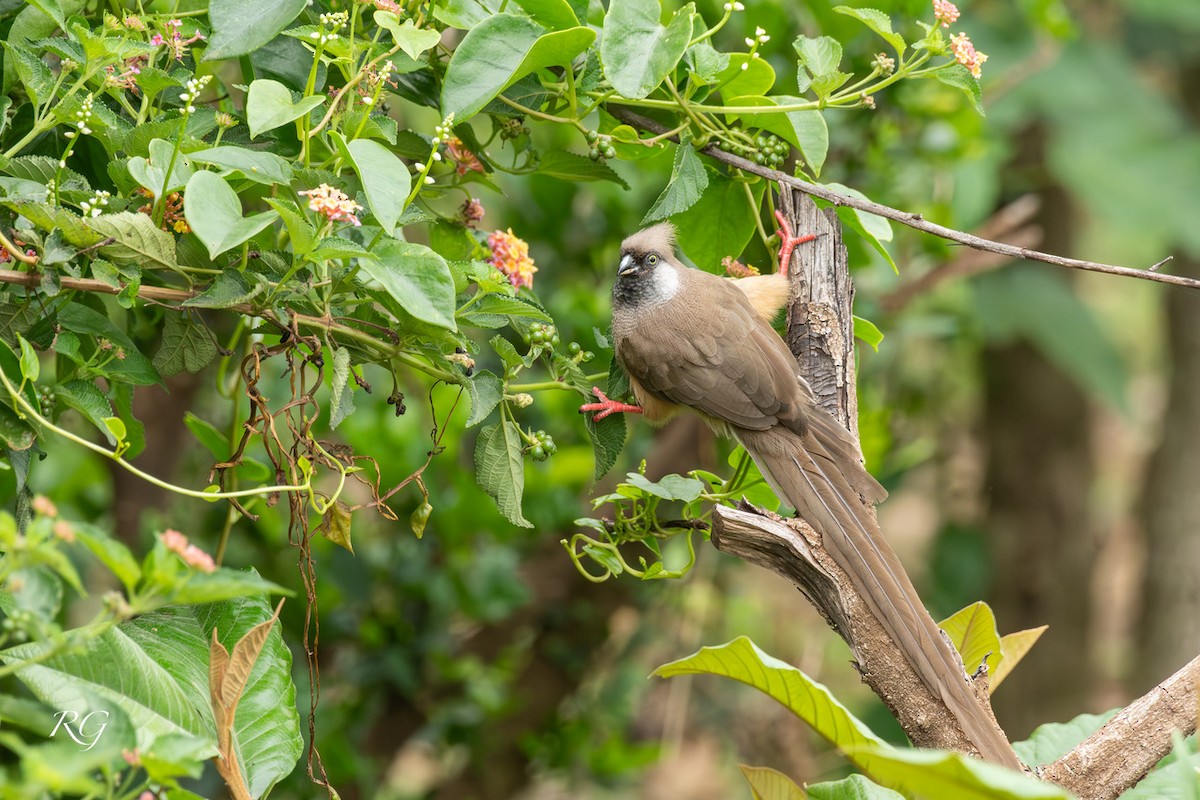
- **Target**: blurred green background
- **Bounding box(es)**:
[13,0,1200,796]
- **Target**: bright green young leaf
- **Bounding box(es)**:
[807,775,904,800]
[265,198,317,256]
[15,333,37,382]
[187,146,294,186]
[359,239,457,331]
[183,171,279,259]
[374,12,442,60]
[991,625,1048,692]
[332,133,410,234]
[441,15,595,120]
[739,765,807,800]
[716,54,776,98]
[643,144,708,223]
[938,601,1002,678]
[794,35,843,79]
[854,315,884,351]
[654,637,887,757]
[127,139,195,198]
[206,0,308,61]
[245,79,326,139]
[474,420,532,527]
[601,0,693,99]
[832,6,906,56]
[673,174,764,272]
[433,0,501,30]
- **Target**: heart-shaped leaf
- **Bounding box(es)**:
[245,79,325,139]
[127,139,195,198]
[331,133,410,234]
[183,171,278,259]
[358,239,457,330]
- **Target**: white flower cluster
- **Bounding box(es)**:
[179,75,211,115]
[432,113,456,145]
[311,11,348,44]
[64,94,94,140]
[722,1,744,10]
[80,190,111,218]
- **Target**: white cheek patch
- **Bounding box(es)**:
[652,265,680,300]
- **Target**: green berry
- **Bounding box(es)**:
[531,330,545,344]
[589,147,601,161]
[582,350,594,362]
[585,129,599,143]
[532,445,546,461]
[410,502,433,539]
[603,145,617,160]
[568,342,581,354]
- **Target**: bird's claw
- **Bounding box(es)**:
[774,209,818,277]
[579,386,642,421]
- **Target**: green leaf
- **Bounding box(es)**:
[935,63,985,115]
[938,601,1002,678]
[727,95,828,176]
[466,369,503,426]
[643,143,708,224]
[807,775,904,800]
[57,379,114,442]
[601,0,693,99]
[183,270,262,309]
[329,347,355,430]
[57,304,160,386]
[625,472,704,502]
[740,765,807,800]
[359,239,457,331]
[207,0,308,61]
[73,524,141,594]
[187,146,294,186]
[823,182,895,271]
[672,174,764,272]
[1123,733,1200,800]
[536,151,630,187]
[474,421,532,527]
[183,412,229,459]
[858,748,1073,799]
[586,410,626,479]
[88,212,179,271]
[183,171,279,259]
[127,139,195,198]
[332,133,410,235]
[441,15,595,120]
[514,0,580,30]
[3,43,54,105]
[16,333,38,382]
[104,416,127,444]
[152,313,218,376]
[264,198,316,256]
[320,501,354,552]
[489,335,524,371]
[307,236,374,262]
[460,294,552,328]
[853,315,884,351]
[716,54,776,98]
[794,35,843,79]
[373,12,442,60]
[0,403,35,451]
[653,637,887,757]
[1013,711,1117,768]
[832,6,906,56]
[245,79,326,139]
[1,200,104,248]
[122,596,303,796]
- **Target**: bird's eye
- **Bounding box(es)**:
[646,254,659,266]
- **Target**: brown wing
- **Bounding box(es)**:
[617,269,809,435]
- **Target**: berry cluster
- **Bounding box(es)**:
[567,341,595,363]
[526,322,560,348]
[500,118,531,140]
[527,429,558,462]
[585,130,617,162]
[729,133,789,168]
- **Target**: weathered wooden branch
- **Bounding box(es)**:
[1040,653,1200,799]
[710,188,1017,759]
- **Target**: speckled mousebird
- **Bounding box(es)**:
[581,221,1019,768]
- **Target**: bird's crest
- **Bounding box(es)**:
[621,222,677,257]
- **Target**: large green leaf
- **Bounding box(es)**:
[672,174,764,272]
[643,143,708,223]
[87,212,179,271]
[474,420,532,527]
[127,138,195,198]
[206,0,308,61]
[56,303,160,386]
[187,146,294,186]
[938,601,1002,679]
[245,79,326,139]
[441,15,595,120]
[1013,711,1116,768]
[807,775,904,799]
[332,133,410,234]
[359,239,457,331]
[122,596,303,797]
[601,0,693,98]
[183,171,279,259]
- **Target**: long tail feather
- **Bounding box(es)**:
[736,424,1020,768]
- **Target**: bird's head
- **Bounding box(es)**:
[613,223,681,307]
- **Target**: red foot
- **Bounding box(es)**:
[774,209,817,277]
[579,386,643,421]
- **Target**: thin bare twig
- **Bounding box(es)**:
[605,106,1192,291]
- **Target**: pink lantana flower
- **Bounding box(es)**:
[487,229,537,290]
